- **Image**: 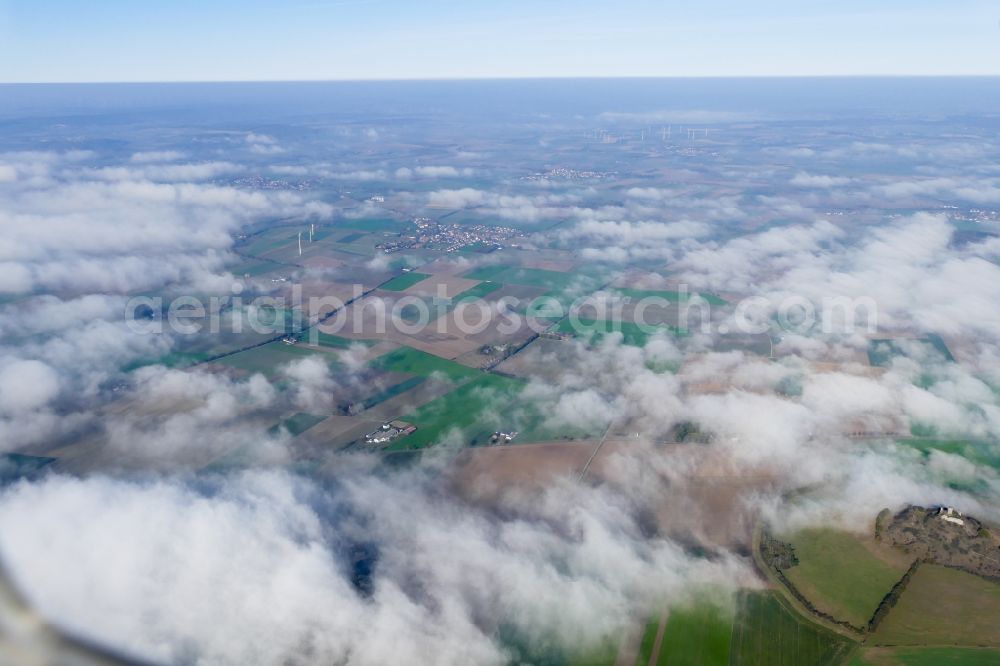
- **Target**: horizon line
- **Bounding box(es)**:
[4,73,1000,85]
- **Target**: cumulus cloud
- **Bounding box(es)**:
[0,158,331,295]
[790,172,851,188]
[281,356,337,413]
[0,359,60,415]
[1,99,999,666]
[0,465,751,666]
[396,166,473,179]
[129,150,186,163]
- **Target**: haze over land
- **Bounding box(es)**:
[1,79,999,664]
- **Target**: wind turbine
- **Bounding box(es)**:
[298,231,302,256]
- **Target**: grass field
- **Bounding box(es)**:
[389,374,523,449]
[615,287,728,306]
[381,272,432,291]
[340,218,407,232]
[657,600,734,665]
[636,616,661,666]
[271,412,327,437]
[239,228,299,256]
[463,265,597,292]
[215,342,338,379]
[895,438,1000,472]
[372,346,479,382]
[358,376,426,411]
[851,647,1000,666]
[309,332,377,349]
[867,335,954,368]
[782,528,909,628]
[555,317,685,346]
[454,280,504,302]
[336,231,367,243]
[228,258,287,277]
[124,349,217,371]
[872,565,1000,647]
[0,453,56,484]
[730,591,854,666]
[500,631,617,666]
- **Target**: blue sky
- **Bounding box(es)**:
[1,0,999,82]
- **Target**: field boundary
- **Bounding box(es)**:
[751,522,864,640]
[866,559,923,633]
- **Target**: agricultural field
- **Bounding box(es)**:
[781,528,910,627]
[335,231,367,243]
[463,264,600,293]
[338,218,407,232]
[421,280,506,325]
[657,600,734,665]
[389,374,525,450]
[729,591,854,666]
[894,438,1000,472]
[871,565,1000,647]
[271,412,327,437]
[0,453,56,484]
[212,341,340,379]
[356,376,427,411]
[454,280,504,302]
[372,346,480,382]
[867,335,954,368]
[555,317,684,347]
[635,598,734,666]
[381,271,432,291]
[237,227,303,257]
[615,287,728,306]
[851,646,1000,666]
[636,615,662,666]
[123,350,218,372]
[500,632,618,666]
[308,332,378,350]
[462,264,510,281]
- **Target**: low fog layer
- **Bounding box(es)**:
[0,106,999,665]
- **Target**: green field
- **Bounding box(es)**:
[271,412,327,437]
[124,349,217,372]
[381,271,432,291]
[454,280,504,302]
[851,647,1000,666]
[390,374,524,449]
[555,317,685,346]
[635,600,735,666]
[782,529,908,628]
[358,376,426,410]
[730,591,854,666]
[500,630,617,666]
[636,615,662,666]
[336,231,367,243]
[0,453,56,484]
[463,265,597,292]
[895,438,1000,472]
[239,228,299,256]
[867,335,954,368]
[308,332,377,349]
[658,601,734,665]
[872,565,1000,647]
[214,342,338,378]
[340,218,407,232]
[228,258,287,277]
[615,287,728,306]
[424,280,506,323]
[372,346,479,382]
